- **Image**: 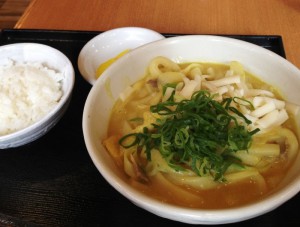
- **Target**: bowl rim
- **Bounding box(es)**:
[0,42,75,146]
[83,34,300,224]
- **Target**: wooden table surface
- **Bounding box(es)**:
[15,0,300,69]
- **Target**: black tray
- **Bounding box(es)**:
[0,29,297,227]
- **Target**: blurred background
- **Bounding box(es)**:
[0,0,30,29]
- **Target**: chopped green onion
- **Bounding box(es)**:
[119,90,259,181]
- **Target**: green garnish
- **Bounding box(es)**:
[119,90,259,181]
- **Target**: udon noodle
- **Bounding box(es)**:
[103,56,299,208]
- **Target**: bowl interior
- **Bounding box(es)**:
[83,35,300,224]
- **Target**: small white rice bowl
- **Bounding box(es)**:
[0,43,74,149]
[82,35,300,224]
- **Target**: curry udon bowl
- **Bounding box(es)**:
[82,35,300,224]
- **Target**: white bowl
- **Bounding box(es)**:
[82,35,300,224]
[0,43,75,149]
[77,27,165,85]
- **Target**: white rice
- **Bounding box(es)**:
[0,60,64,136]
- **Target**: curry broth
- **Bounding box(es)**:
[105,62,299,209]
